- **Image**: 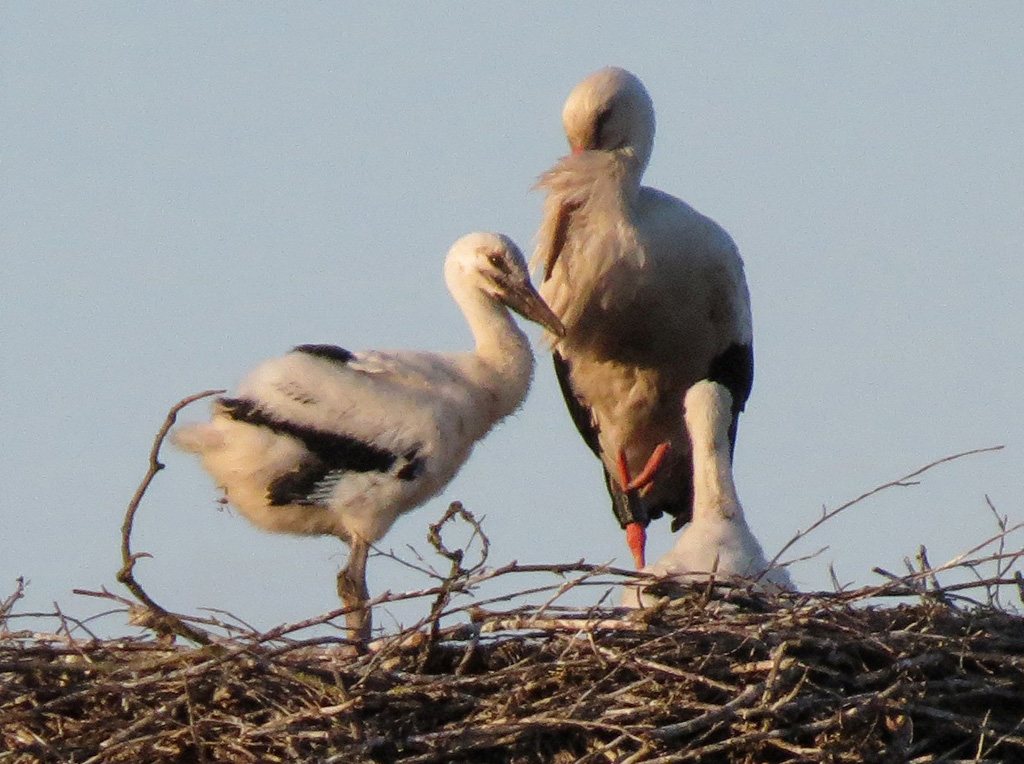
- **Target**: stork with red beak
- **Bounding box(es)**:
[533,67,754,569]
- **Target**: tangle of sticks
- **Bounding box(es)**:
[1,395,1020,763]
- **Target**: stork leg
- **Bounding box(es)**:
[616,443,672,570]
[336,537,371,645]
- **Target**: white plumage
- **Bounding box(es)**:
[622,380,791,608]
[173,232,564,642]
[533,67,755,570]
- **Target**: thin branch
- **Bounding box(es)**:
[765,445,1005,572]
[116,389,224,646]
[0,576,26,627]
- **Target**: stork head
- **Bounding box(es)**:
[445,232,566,337]
[561,67,656,173]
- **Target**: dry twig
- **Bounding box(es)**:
[2,405,1019,764]
[764,445,1005,575]
[117,390,224,646]
[4,522,1024,764]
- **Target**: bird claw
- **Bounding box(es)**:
[625,442,670,492]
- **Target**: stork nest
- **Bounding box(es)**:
[4,544,1024,764]
[2,397,1020,762]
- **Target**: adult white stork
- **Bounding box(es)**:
[534,67,754,570]
[621,380,791,608]
[173,232,564,643]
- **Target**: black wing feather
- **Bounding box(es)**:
[218,397,421,506]
[292,344,355,365]
[552,351,602,457]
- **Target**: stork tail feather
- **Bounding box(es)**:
[170,423,225,454]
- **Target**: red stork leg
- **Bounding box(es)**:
[617,443,671,570]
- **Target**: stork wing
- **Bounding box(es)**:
[552,350,601,457]
[234,346,456,461]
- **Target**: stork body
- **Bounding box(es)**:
[622,381,791,607]
[174,233,564,642]
[534,67,753,568]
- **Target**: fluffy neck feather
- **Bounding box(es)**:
[532,151,646,329]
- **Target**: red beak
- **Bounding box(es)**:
[626,522,647,569]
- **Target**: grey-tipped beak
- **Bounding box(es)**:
[503,281,566,337]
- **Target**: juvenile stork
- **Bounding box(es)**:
[621,381,791,608]
[534,67,754,569]
[173,232,564,643]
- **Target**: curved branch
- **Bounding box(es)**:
[117,389,224,645]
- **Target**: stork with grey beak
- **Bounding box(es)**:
[174,232,564,644]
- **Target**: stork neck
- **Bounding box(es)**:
[455,287,535,418]
[687,408,742,522]
[616,147,648,190]
[586,149,644,203]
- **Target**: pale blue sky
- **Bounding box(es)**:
[3,4,1022,634]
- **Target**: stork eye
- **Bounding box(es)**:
[593,107,614,147]
[487,253,511,274]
